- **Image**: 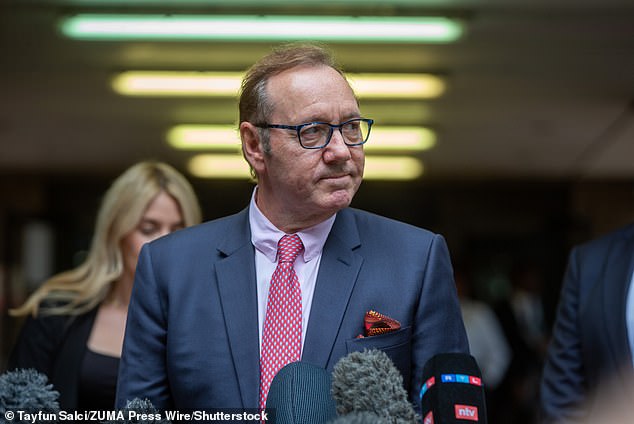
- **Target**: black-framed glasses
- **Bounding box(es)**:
[256,118,374,149]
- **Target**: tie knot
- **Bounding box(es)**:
[277,234,304,263]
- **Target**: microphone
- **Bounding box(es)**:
[419,353,488,423]
[328,411,387,424]
[265,361,337,424]
[330,349,418,423]
[0,368,60,417]
[102,398,172,424]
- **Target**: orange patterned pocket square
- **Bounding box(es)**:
[358,310,401,338]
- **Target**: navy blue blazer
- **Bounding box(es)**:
[115,207,468,410]
[541,223,634,423]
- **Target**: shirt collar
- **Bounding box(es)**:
[248,186,336,263]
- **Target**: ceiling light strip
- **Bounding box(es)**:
[113,72,242,97]
[61,15,462,43]
[348,73,445,99]
[113,71,445,99]
[187,154,423,180]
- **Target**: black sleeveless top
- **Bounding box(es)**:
[77,349,120,410]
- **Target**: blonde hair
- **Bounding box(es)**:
[10,161,202,317]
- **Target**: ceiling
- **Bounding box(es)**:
[1,0,633,181]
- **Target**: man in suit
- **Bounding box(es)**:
[116,43,469,412]
[540,222,634,423]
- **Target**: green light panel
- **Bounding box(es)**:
[60,14,463,43]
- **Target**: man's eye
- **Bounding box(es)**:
[343,122,360,131]
[301,125,327,139]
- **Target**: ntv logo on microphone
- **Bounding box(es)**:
[454,404,479,421]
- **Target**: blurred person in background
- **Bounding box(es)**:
[455,264,512,422]
[510,262,549,359]
[6,161,202,410]
[540,222,634,423]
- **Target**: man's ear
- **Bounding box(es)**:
[240,121,266,175]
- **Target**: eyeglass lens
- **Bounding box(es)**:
[299,120,370,148]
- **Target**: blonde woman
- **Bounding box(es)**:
[8,161,202,410]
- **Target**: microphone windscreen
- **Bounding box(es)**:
[0,368,60,413]
[419,353,487,424]
[102,398,172,424]
[328,411,387,424]
[331,349,417,423]
[266,361,337,424]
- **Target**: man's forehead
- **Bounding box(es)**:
[268,65,349,91]
[267,66,357,118]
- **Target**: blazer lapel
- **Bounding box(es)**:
[602,232,634,371]
[215,209,260,409]
[302,209,363,367]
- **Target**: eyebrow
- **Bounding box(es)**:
[297,114,362,124]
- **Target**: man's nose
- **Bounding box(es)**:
[323,129,352,162]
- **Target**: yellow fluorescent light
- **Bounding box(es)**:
[188,154,250,179]
[364,156,424,180]
[188,153,422,180]
[113,71,444,99]
[113,72,242,97]
[168,125,241,151]
[348,73,445,99]
[367,127,436,151]
[169,125,435,152]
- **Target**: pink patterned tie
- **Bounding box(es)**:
[259,234,304,411]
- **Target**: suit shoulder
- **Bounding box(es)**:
[575,222,634,254]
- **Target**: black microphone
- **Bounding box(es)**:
[0,368,60,422]
[330,349,418,423]
[419,353,487,424]
[265,361,337,424]
[102,398,172,424]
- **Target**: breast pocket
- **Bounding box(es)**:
[345,326,412,390]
